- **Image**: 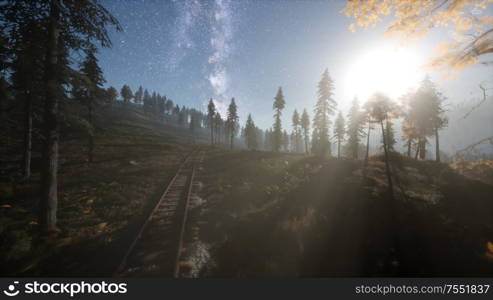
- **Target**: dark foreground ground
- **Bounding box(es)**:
[197,151,493,277]
[1,106,493,277]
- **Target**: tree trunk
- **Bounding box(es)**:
[364,122,371,166]
[337,138,341,159]
[414,142,419,160]
[88,99,94,163]
[380,119,400,274]
[380,120,394,197]
[23,92,33,179]
[304,131,309,154]
[418,137,426,160]
[385,120,392,152]
[230,133,234,150]
[406,139,411,157]
[210,121,213,146]
[1,77,9,149]
[435,127,440,162]
[40,0,60,233]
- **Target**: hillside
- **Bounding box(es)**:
[1,103,493,277]
[195,151,493,277]
[0,103,202,276]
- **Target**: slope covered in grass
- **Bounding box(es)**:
[0,104,200,276]
[196,151,493,277]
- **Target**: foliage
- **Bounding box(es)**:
[344,0,493,74]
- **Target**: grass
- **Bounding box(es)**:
[0,104,199,276]
[195,151,493,277]
[1,103,492,277]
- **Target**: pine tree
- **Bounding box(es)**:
[143,89,150,114]
[264,129,272,151]
[401,76,447,160]
[346,97,365,159]
[291,109,302,153]
[334,111,346,158]
[134,86,143,105]
[207,98,216,145]
[421,76,448,161]
[10,16,45,179]
[282,130,290,152]
[244,114,257,150]
[36,0,121,233]
[300,109,310,154]
[79,46,106,163]
[313,68,336,157]
[226,98,239,150]
[272,87,285,152]
[165,98,173,114]
[105,86,118,106]
[214,111,223,145]
[157,95,165,121]
[121,84,133,105]
[383,120,396,152]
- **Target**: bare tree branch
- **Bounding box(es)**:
[460,83,490,120]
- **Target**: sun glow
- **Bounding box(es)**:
[345,45,423,102]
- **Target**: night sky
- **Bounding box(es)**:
[98,0,493,130]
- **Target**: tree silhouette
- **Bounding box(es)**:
[35,0,121,233]
[334,111,346,159]
[272,87,286,152]
[346,97,365,159]
[300,109,310,154]
[207,98,216,146]
[366,92,398,196]
[313,68,336,157]
[134,86,143,105]
[78,46,106,163]
[226,98,239,150]
[121,84,133,105]
[244,114,257,150]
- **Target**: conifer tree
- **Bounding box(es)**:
[401,76,447,160]
[244,114,257,150]
[383,120,396,152]
[346,97,365,159]
[226,97,239,150]
[272,87,286,152]
[282,130,290,152]
[207,98,216,145]
[105,86,118,106]
[121,84,133,105]
[134,85,143,105]
[292,109,302,153]
[301,109,310,154]
[10,17,45,179]
[142,89,150,113]
[214,111,223,145]
[334,111,346,158]
[264,129,272,151]
[313,68,336,157]
[79,46,106,163]
[39,0,121,232]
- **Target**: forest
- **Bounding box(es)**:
[0,0,492,277]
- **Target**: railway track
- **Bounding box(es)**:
[114,148,205,277]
